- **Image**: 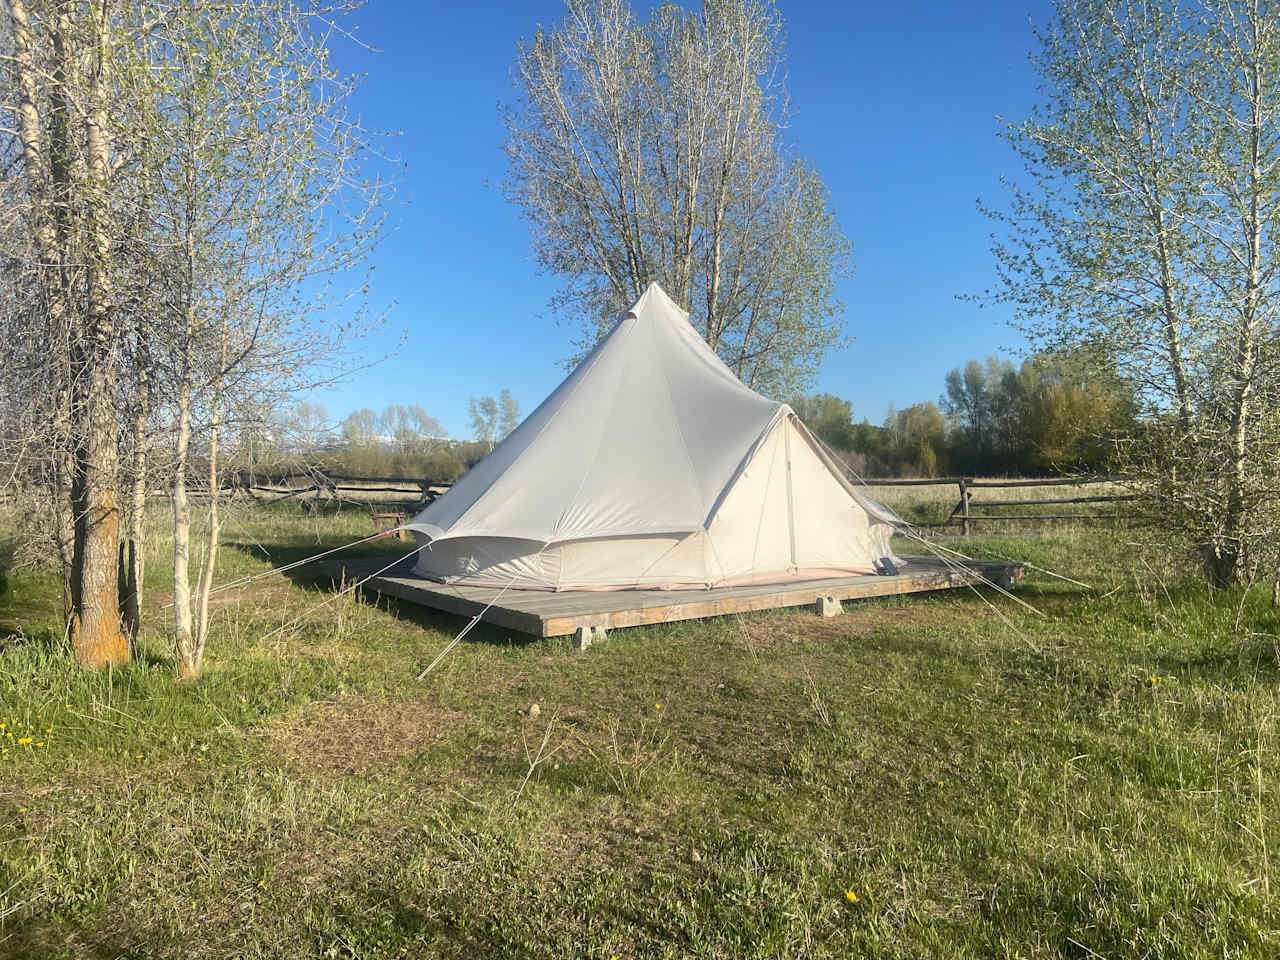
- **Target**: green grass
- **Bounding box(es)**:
[0,505,1277,957]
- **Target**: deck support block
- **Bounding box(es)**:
[574,624,607,650]
[814,595,843,618]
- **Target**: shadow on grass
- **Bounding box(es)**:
[263,548,543,652]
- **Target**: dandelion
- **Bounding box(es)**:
[18,807,26,814]
[654,703,661,710]
[845,889,858,903]
[136,754,144,760]
[17,737,31,745]
[45,728,51,734]
[35,742,44,748]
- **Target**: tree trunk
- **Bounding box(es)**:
[173,354,196,680]
[191,320,230,678]
[121,374,149,643]
[67,0,128,668]
[1208,18,1267,590]
[10,0,77,623]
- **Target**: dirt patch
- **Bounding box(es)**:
[263,696,464,774]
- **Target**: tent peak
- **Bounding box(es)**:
[628,281,690,322]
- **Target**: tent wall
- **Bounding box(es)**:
[412,415,895,591]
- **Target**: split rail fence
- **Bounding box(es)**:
[858,475,1139,536]
[170,472,452,510]
[194,471,1137,537]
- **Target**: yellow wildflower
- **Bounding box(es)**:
[17,737,31,745]
[845,890,858,903]
[35,742,43,748]
[136,754,144,760]
[654,703,661,710]
[18,807,26,814]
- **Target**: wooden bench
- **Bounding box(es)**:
[371,512,407,542]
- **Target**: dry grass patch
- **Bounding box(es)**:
[263,696,464,774]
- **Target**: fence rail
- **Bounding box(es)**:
[139,471,452,510]
[858,475,1136,536]
[135,470,1137,536]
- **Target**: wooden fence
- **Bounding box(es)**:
[199,472,451,509]
[214,471,1136,536]
[858,475,1139,536]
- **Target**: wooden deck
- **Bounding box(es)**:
[321,555,1024,639]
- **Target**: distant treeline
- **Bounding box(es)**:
[243,397,519,484]
[249,354,1131,486]
[792,352,1137,478]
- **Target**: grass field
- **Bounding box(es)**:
[0,503,1277,957]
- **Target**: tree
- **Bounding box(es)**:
[883,403,947,477]
[504,0,850,396]
[1,0,385,675]
[788,394,856,449]
[469,395,499,450]
[341,408,382,449]
[4,0,131,667]
[941,356,1022,473]
[986,0,1280,584]
[497,390,521,440]
[288,403,333,456]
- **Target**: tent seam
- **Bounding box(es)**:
[651,316,711,529]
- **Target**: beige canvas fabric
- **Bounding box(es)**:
[407,283,900,590]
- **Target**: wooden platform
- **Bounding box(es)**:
[322,555,1024,638]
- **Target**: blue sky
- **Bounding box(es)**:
[314,0,1054,438]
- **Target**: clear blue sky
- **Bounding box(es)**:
[314,0,1053,439]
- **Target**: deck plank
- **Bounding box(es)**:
[320,555,1023,638]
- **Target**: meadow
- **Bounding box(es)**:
[0,499,1276,958]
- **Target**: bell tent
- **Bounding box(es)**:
[406,283,901,591]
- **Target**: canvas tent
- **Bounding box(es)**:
[407,283,901,591]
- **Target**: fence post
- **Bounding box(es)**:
[960,478,971,537]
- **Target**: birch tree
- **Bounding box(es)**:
[1,0,384,673]
[987,0,1280,585]
[2,0,132,666]
[504,0,850,397]
[138,0,383,680]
